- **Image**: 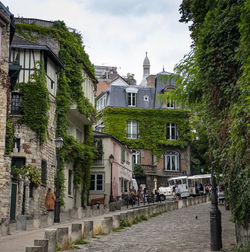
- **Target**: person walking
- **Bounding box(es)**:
[45,188,56,211]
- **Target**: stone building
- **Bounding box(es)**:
[8,33,63,220]
[95,54,191,192]
[0,2,15,223]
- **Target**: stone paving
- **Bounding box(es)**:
[67,203,236,252]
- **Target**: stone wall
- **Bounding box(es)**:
[0,10,11,220]
[10,96,57,216]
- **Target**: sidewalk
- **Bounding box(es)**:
[0,202,157,252]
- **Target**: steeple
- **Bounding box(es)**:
[141,52,150,86]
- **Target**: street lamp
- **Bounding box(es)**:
[109,154,114,203]
[54,136,63,223]
[209,129,222,251]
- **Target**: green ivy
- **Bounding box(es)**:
[12,164,41,186]
[175,0,249,225]
[15,21,98,205]
[5,118,15,155]
[102,107,192,158]
[17,63,50,144]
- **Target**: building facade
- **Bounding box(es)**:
[90,132,132,205]
[95,54,191,192]
[0,2,15,222]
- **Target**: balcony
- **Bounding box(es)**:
[92,159,104,166]
[141,164,157,174]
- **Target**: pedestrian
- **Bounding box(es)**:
[45,188,56,211]
[175,184,181,200]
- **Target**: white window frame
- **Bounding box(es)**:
[164,151,180,171]
[90,173,104,191]
[128,92,137,107]
[97,94,107,112]
[167,99,175,109]
[126,120,139,139]
[132,150,141,164]
[166,123,178,140]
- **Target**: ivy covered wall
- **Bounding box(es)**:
[102,107,192,159]
[14,20,97,205]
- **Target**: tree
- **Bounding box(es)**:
[175,0,249,225]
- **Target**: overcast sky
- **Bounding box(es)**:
[3,0,191,83]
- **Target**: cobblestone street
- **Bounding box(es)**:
[70,202,236,252]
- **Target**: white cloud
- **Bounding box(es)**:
[2,0,191,83]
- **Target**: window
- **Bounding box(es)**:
[166,123,178,140]
[97,94,106,111]
[126,120,139,139]
[41,160,47,185]
[127,92,137,107]
[15,138,21,152]
[144,95,149,101]
[167,99,175,109]
[90,173,104,191]
[76,128,82,143]
[132,150,141,164]
[68,170,72,195]
[11,93,23,115]
[121,148,125,162]
[164,151,180,171]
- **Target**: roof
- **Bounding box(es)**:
[143,52,150,66]
[0,2,12,18]
[11,35,63,68]
[93,131,131,151]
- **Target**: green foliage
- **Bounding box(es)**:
[5,118,15,155]
[12,164,41,186]
[133,164,145,177]
[15,21,97,205]
[176,0,249,225]
[17,63,50,144]
[230,239,250,252]
[103,107,191,158]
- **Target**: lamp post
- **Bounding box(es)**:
[209,129,222,251]
[54,136,63,223]
[109,154,114,203]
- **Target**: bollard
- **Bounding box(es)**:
[47,211,54,226]
[71,223,82,242]
[178,200,184,209]
[16,215,27,231]
[85,206,91,217]
[34,239,48,252]
[102,217,113,234]
[83,220,93,239]
[1,218,10,236]
[99,204,104,215]
[45,229,57,252]
[127,211,134,225]
[56,227,69,249]
[112,214,120,229]
[33,213,41,229]
[26,246,43,252]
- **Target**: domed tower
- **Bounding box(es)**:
[140,52,150,86]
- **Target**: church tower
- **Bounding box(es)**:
[140,52,150,86]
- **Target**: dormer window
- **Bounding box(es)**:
[126,87,138,107]
[128,92,136,106]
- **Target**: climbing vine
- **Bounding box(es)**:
[5,118,15,155]
[15,21,97,204]
[175,0,249,225]
[102,107,192,159]
[16,63,50,144]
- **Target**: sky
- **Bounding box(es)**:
[2,0,192,83]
